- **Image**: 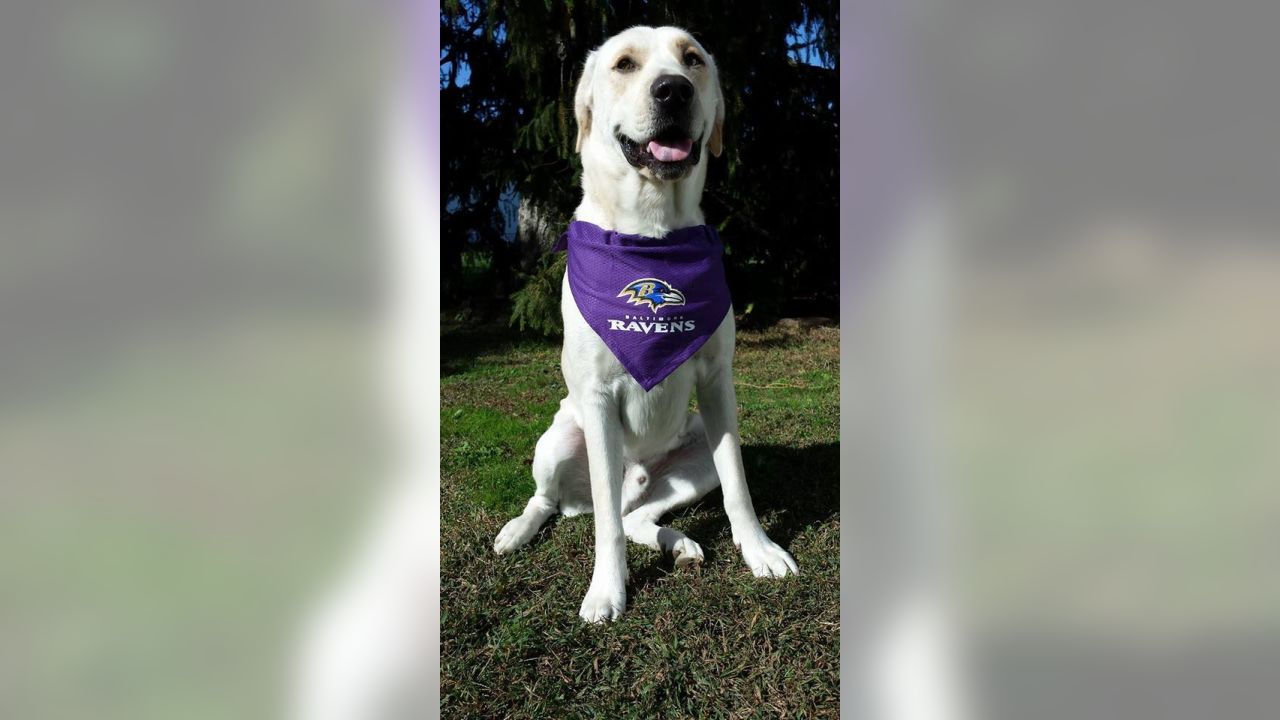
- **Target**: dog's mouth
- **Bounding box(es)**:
[616,126,702,180]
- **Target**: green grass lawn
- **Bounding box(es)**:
[440,323,840,719]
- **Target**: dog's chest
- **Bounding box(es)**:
[614,362,696,449]
[564,318,700,453]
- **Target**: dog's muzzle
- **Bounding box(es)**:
[616,126,702,180]
[615,74,703,180]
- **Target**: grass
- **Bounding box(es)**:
[440,322,840,719]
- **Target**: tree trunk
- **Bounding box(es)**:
[516,196,560,272]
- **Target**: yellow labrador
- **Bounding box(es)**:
[493,26,797,623]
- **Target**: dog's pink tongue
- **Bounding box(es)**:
[647,137,693,162]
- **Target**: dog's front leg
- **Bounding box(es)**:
[698,365,800,578]
[577,394,629,622]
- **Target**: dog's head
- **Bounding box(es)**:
[574,26,724,182]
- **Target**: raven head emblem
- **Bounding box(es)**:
[617,278,687,313]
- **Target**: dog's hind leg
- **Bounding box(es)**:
[622,416,720,567]
[493,401,586,554]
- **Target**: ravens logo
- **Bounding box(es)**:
[617,278,687,312]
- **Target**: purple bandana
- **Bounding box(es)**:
[555,220,732,391]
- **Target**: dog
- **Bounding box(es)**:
[491,26,798,623]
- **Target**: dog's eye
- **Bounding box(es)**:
[683,51,704,68]
[614,56,636,72]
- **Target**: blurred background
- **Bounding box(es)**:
[1,0,1278,718]
[0,1,391,718]
[907,0,1280,717]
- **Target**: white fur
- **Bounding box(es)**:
[493,26,798,623]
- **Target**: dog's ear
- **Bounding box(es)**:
[708,57,725,158]
[573,51,599,154]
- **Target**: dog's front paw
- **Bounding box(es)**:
[578,580,626,623]
[493,516,535,555]
[740,534,799,578]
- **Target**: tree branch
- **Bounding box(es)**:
[705,189,776,241]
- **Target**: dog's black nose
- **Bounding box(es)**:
[650,74,694,108]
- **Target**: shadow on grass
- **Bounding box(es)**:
[441,322,560,377]
[735,332,806,351]
[627,441,838,594]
